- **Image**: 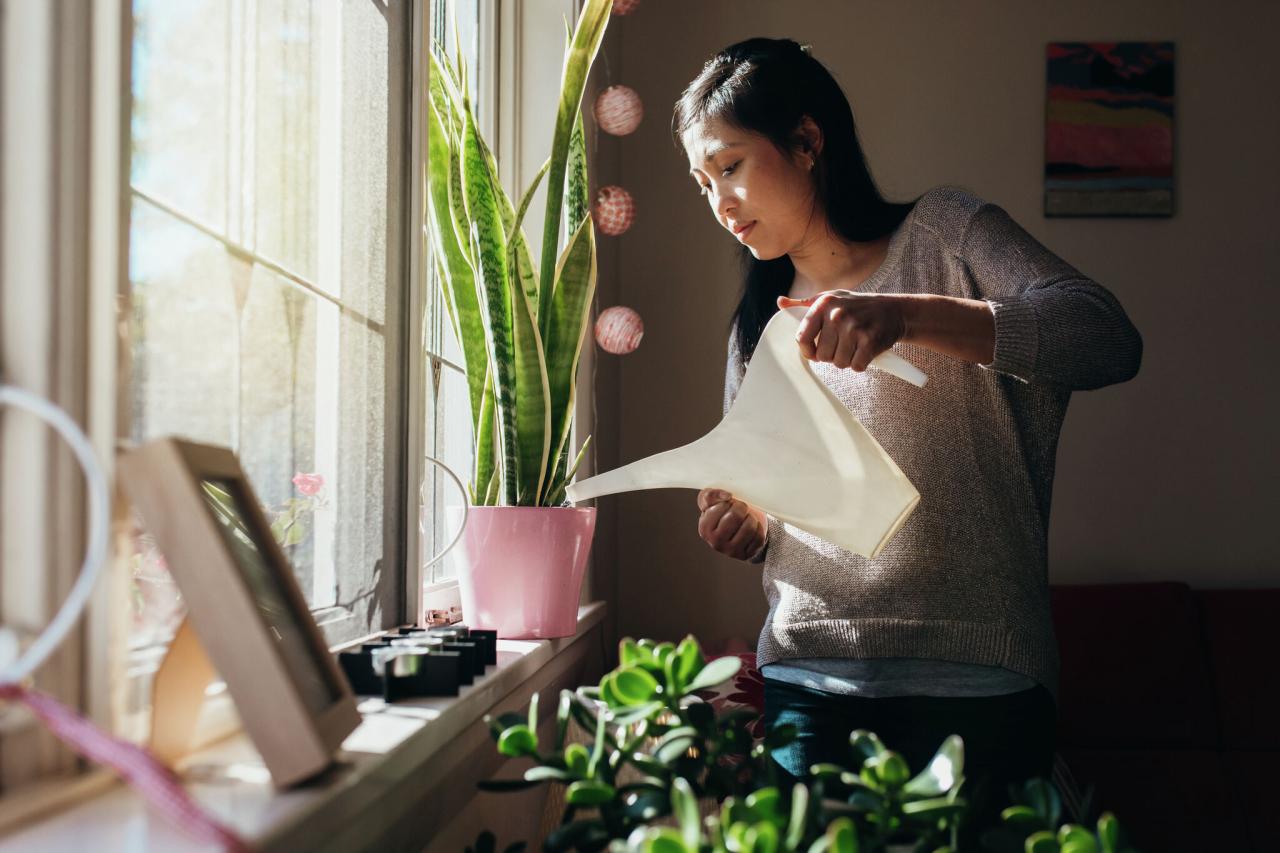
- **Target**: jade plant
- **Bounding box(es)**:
[478,636,1138,852]
[979,779,1135,853]
[426,0,613,506]
[480,637,973,851]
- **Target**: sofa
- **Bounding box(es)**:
[1051,582,1280,852]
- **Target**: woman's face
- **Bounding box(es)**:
[682,116,818,260]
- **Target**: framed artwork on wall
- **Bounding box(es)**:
[119,438,361,787]
[1045,42,1175,217]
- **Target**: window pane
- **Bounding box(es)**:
[254,0,320,279]
[127,0,407,652]
[130,1,228,230]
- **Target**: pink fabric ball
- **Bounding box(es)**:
[595,306,644,355]
[594,85,643,136]
[593,185,634,236]
[612,0,642,15]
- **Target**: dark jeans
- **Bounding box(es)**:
[763,677,1057,849]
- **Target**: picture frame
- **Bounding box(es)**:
[118,437,361,787]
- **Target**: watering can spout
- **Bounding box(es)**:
[564,307,925,559]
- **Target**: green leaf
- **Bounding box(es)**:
[1024,831,1060,853]
[564,84,590,238]
[1096,813,1120,853]
[746,821,780,853]
[744,787,781,822]
[539,213,596,504]
[1022,778,1062,828]
[1057,825,1098,853]
[819,817,859,853]
[608,700,664,726]
[537,0,612,333]
[687,656,741,692]
[527,690,539,732]
[672,777,701,849]
[611,666,660,705]
[565,779,616,806]
[587,704,608,777]
[497,725,537,758]
[525,765,574,783]
[564,742,590,776]
[786,783,810,851]
[903,735,964,798]
[656,734,698,765]
[847,731,885,766]
[639,828,691,853]
[673,636,705,693]
[555,689,573,749]
[869,752,910,789]
[426,64,486,466]
[1002,805,1048,833]
[900,796,966,820]
[620,638,647,668]
[503,163,553,504]
[460,101,518,504]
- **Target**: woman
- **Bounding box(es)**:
[673,37,1142,840]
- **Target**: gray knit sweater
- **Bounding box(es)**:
[723,186,1142,692]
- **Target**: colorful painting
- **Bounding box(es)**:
[1045,42,1175,217]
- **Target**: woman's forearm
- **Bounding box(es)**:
[897,294,995,366]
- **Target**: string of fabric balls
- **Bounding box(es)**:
[590,0,644,356]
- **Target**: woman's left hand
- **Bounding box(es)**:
[777,292,907,370]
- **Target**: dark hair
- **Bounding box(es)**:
[672,37,919,361]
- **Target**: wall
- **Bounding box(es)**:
[585,0,1280,650]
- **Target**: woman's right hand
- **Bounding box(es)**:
[696,488,768,561]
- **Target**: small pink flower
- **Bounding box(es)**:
[292,472,324,496]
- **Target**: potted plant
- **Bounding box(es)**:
[425,0,613,637]
[475,636,1139,853]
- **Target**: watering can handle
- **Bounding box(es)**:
[869,349,928,388]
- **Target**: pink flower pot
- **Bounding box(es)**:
[450,506,597,639]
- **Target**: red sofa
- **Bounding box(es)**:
[1051,582,1280,852]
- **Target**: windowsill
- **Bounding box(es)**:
[0,601,607,852]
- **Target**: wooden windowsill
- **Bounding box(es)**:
[0,602,608,852]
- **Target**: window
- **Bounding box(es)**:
[125,0,416,670]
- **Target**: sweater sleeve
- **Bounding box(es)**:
[958,201,1143,390]
[723,326,769,565]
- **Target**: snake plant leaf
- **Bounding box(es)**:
[477,133,542,320]
[475,366,497,505]
[508,157,551,317]
[566,101,589,238]
[537,0,612,331]
[509,251,551,503]
[461,101,519,503]
[540,214,596,502]
[427,96,487,436]
[428,49,463,143]
[505,159,554,502]
[544,435,591,506]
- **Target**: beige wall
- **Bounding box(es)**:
[584,0,1280,651]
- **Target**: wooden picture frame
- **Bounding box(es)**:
[118,437,360,787]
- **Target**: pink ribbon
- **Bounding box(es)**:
[0,684,247,852]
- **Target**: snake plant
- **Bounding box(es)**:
[426,0,612,506]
